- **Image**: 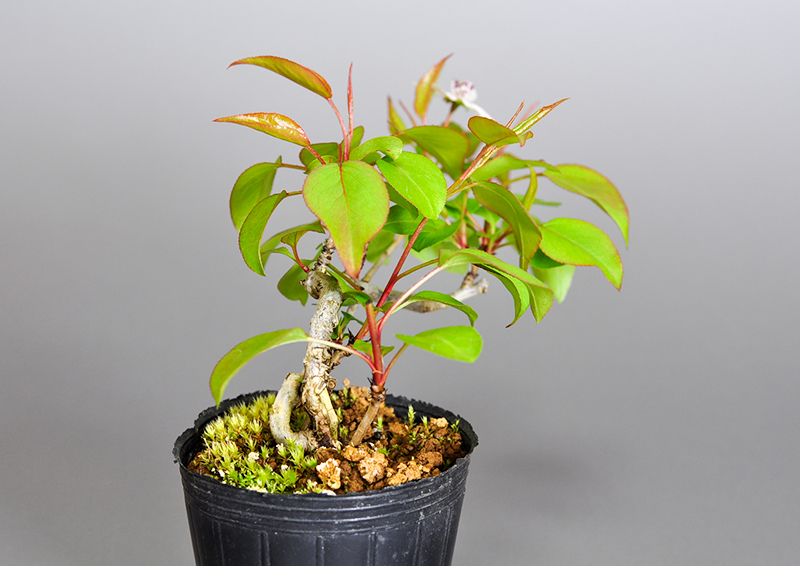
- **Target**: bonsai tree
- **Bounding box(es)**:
[210,54,628,452]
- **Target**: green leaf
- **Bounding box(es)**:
[210,328,309,404]
[396,325,482,363]
[468,116,532,147]
[512,98,569,135]
[280,224,320,250]
[366,230,397,263]
[533,264,576,303]
[386,183,417,213]
[260,246,296,264]
[402,291,478,326]
[277,261,310,305]
[539,218,623,289]
[352,339,394,357]
[239,191,290,275]
[303,161,389,278]
[229,160,282,231]
[438,248,553,322]
[400,126,470,180]
[414,54,450,120]
[473,181,542,268]
[412,219,459,252]
[300,142,339,168]
[351,136,403,162]
[465,198,501,227]
[214,113,310,147]
[543,164,629,245]
[384,205,422,235]
[259,221,324,269]
[230,55,332,98]
[388,97,406,135]
[530,248,563,269]
[376,152,447,219]
[471,155,558,182]
[341,290,372,306]
[350,125,365,148]
[480,266,530,326]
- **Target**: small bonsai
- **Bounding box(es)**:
[209,55,628,457]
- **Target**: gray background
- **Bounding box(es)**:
[1,0,798,564]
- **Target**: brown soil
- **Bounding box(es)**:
[188,382,467,495]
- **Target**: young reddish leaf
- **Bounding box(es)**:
[543,164,629,245]
[210,328,309,405]
[414,54,451,120]
[376,152,447,219]
[215,113,311,147]
[473,181,542,268]
[303,161,389,278]
[388,97,407,134]
[229,159,282,231]
[230,55,332,99]
[468,116,532,147]
[401,126,470,179]
[539,218,623,289]
[512,98,569,135]
[238,191,290,276]
[396,325,482,363]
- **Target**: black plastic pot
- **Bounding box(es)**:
[174,390,478,566]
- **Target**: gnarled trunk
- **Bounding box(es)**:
[269,240,342,450]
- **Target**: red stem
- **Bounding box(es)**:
[328,98,349,159]
[347,63,354,159]
[365,302,385,388]
[376,218,428,309]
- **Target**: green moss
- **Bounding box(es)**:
[191,394,326,494]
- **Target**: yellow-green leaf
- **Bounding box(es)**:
[229,159,282,231]
[473,181,542,268]
[303,161,389,278]
[468,116,532,147]
[239,191,290,275]
[376,152,447,219]
[210,328,309,405]
[396,325,482,363]
[543,164,629,245]
[539,218,623,289]
[400,126,470,179]
[512,98,568,135]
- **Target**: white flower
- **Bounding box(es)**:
[440,80,491,118]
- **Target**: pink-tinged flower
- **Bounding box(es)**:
[440,80,491,118]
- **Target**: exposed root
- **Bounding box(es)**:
[269,372,317,450]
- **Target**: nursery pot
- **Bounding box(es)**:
[174,390,478,566]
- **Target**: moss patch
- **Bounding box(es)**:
[188,384,466,494]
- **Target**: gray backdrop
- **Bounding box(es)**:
[1,0,798,564]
